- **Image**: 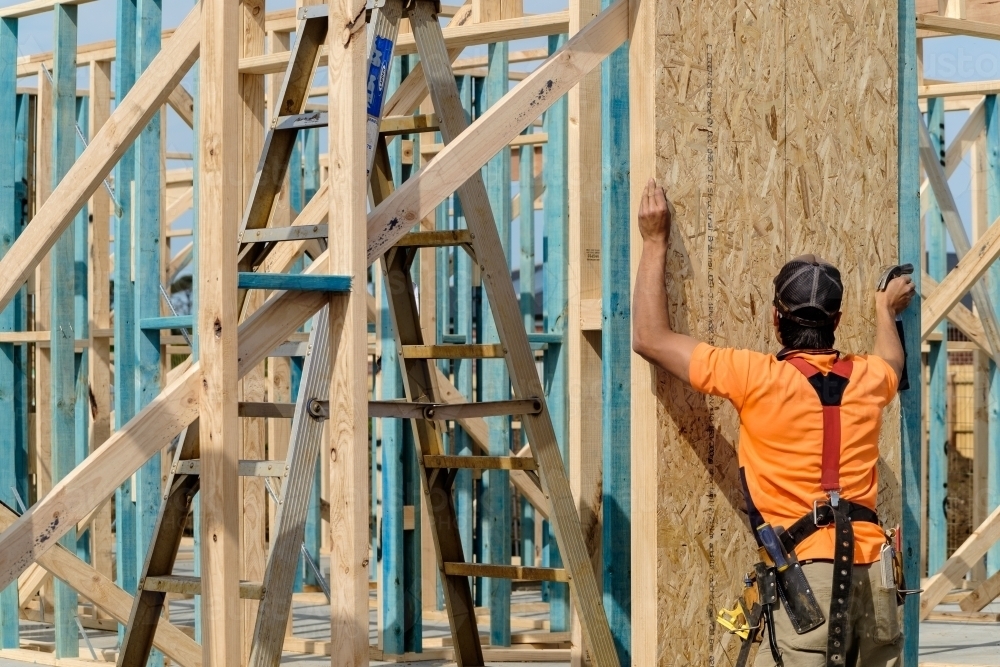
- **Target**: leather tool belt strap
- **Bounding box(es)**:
[731,354,881,667]
[785,356,876,667]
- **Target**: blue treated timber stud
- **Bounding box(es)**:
[926,97,947,577]
[381,277,406,655]
[482,39,512,648]
[453,74,476,602]
[986,95,1000,576]
[114,0,140,639]
[541,33,569,630]
[601,20,631,665]
[0,16,21,649]
[133,4,164,663]
[897,0,922,662]
[73,96,91,564]
[51,5,80,657]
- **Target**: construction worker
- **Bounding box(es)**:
[631,178,915,667]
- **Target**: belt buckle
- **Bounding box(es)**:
[813,499,832,527]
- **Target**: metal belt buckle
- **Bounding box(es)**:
[813,499,831,526]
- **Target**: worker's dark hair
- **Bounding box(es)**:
[777,307,837,350]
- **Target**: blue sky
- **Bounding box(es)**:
[923,33,1000,249]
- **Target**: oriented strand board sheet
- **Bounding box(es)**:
[652,0,899,663]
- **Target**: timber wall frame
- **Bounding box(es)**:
[9,0,1000,664]
[0,0,635,664]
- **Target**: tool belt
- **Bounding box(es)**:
[717,353,887,667]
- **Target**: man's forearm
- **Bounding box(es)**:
[872,304,904,379]
[633,239,671,350]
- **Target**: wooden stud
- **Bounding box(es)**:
[113,0,140,632]
[198,0,242,666]
[599,5,629,659]
[0,15,20,649]
[133,5,164,664]
[927,97,948,575]
[326,0,370,662]
[627,0,656,659]
[566,0,601,651]
[50,5,79,656]
[987,96,1000,576]
[540,30,568,618]
[86,61,114,601]
[238,1,267,659]
[899,0,922,658]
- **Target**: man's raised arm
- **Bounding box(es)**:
[631,178,701,384]
[872,274,915,382]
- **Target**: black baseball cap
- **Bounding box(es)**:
[772,254,843,327]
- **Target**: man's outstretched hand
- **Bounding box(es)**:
[638,178,671,244]
[876,275,916,316]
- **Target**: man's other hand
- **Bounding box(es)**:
[876,275,916,316]
[638,178,672,244]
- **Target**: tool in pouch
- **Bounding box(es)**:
[882,525,922,604]
[876,263,914,391]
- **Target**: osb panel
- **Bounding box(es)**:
[653,1,899,664]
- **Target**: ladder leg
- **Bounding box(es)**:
[407,4,620,666]
[382,248,484,667]
[118,423,200,667]
[248,308,331,667]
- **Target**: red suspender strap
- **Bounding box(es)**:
[785,357,854,492]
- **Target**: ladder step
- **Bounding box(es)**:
[173,459,288,477]
[240,224,328,244]
[394,230,474,248]
[423,455,538,471]
[239,401,296,419]
[442,563,568,583]
[380,113,439,136]
[272,112,442,136]
[369,398,542,420]
[273,111,327,131]
[400,343,504,359]
[237,272,351,292]
[142,575,265,600]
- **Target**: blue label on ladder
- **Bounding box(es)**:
[367,36,394,117]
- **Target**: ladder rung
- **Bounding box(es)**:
[394,230,473,248]
[173,459,288,477]
[142,575,265,599]
[369,398,542,420]
[442,563,568,583]
[400,343,504,359]
[240,225,328,244]
[423,455,538,471]
[380,113,439,136]
[273,111,328,131]
[239,401,296,419]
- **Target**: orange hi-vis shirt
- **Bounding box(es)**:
[688,344,898,564]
